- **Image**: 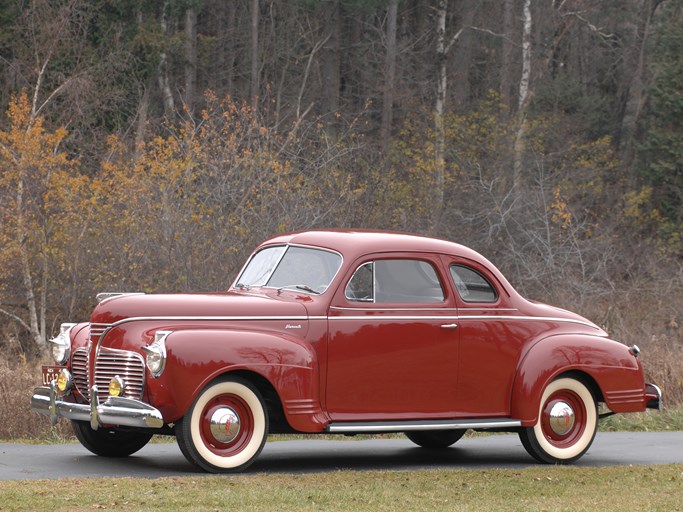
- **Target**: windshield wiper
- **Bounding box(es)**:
[295,285,320,294]
[276,284,321,295]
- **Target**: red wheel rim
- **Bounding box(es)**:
[540,389,586,448]
[199,393,254,457]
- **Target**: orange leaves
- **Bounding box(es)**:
[550,187,573,230]
[0,91,84,235]
[0,91,93,347]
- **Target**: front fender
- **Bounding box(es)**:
[510,334,644,425]
[146,329,321,428]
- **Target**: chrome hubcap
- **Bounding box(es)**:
[209,407,241,443]
[548,401,575,435]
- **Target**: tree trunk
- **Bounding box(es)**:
[513,0,532,195]
[381,0,399,153]
[500,0,515,110]
[433,0,448,234]
[135,84,150,157]
[619,0,663,164]
[184,6,197,112]
[321,0,341,123]
[158,2,175,118]
[251,0,260,111]
[452,0,478,109]
[16,180,45,350]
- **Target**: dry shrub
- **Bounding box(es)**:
[639,336,683,408]
[0,360,72,440]
[590,282,683,408]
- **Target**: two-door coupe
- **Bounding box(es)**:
[32,230,661,472]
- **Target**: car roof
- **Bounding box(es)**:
[260,230,490,266]
[255,230,519,300]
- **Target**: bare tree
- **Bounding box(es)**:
[251,0,260,110]
[381,0,399,153]
[185,5,198,112]
[158,1,175,118]
[500,0,516,109]
[321,0,341,122]
[619,0,665,163]
[513,0,532,194]
[433,0,464,233]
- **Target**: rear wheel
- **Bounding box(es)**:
[72,420,153,457]
[176,377,268,473]
[519,377,597,464]
[405,429,466,449]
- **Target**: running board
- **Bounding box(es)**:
[326,418,522,434]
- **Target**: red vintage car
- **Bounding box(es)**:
[32,230,661,472]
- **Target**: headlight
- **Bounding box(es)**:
[49,323,77,365]
[142,331,170,378]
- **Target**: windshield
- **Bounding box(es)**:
[236,245,342,294]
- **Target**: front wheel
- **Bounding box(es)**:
[176,377,268,473]
[72,420,153,457]
[405,429,466,449]
[519,377,597,464]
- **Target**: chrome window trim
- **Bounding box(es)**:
[233,243,344,295]
[345,261,375,303]
[450,264,498,303]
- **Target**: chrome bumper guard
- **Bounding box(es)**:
[645,383,662,411]
[31,384,164,430]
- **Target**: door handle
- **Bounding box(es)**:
[440,323,458,329]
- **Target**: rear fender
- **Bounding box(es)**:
[146,329,324,431]
[511,334,644,425]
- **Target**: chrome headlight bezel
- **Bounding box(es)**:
[143,331,170,378]
[49,323,77,365]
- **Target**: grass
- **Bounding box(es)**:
[600,407,683,432]
[2,410,681,511]
[1,465,682,511]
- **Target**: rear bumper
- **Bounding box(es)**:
[645,383,662,411]
[31,384,164,430]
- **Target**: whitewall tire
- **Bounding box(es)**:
[519,377,597,464]
[176,377,268,473]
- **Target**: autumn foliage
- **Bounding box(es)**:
[0,86,681,407]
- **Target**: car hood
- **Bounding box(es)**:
[90,291,309,325]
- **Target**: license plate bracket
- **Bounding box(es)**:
[41,365,65,386]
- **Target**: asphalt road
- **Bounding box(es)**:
[1,432,681,480]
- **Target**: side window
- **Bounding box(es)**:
[346,259,445,303]
[345,262,374,302]
[450,265,497,303]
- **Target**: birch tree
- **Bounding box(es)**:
[512,0,532,194]
[0,93,88,351]
[433,0,463,233]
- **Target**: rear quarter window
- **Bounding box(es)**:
[450,265,497,303]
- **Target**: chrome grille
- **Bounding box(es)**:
[71,348,90,398]
[94,347,145,401]
[89,323,110,344]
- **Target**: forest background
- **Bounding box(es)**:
[0,0,681,437]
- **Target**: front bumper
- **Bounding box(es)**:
[645,383,663,411]
[31,383,164,430]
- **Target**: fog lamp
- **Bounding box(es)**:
[108,375,125,397]
[56,369,73,393]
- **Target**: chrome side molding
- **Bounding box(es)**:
[326,417,522,433]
